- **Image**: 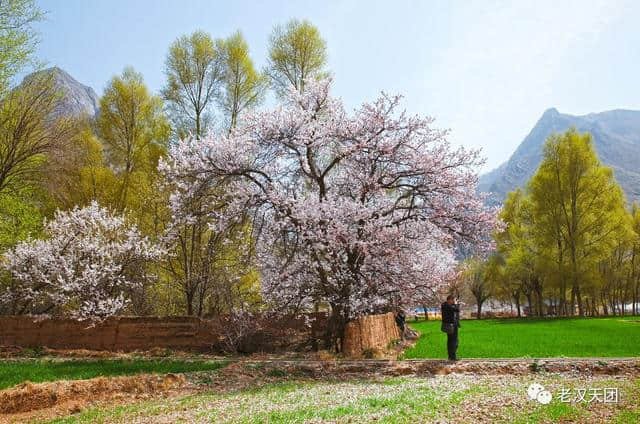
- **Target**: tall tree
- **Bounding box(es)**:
[629,203,640,315]
[266,19,328,96]
[494,189,543,316]
[43,119,118,210]
[0,0,44,93]
[162,79,497,349]
[159,202,259,317]
[528,128,628,316]
[0,185,44,251]
[462,258,493,319]
[162,31,224,139]
[220,31,267,131]
[630,204,640,315]
[97,67,170,213]
[162,32,260,316]
[0,72,74,194]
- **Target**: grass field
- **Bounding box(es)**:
[403,316,640,359]
[45,374,640,424]
[0,359,228,390]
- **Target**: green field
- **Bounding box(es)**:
[403,316,640,359]
[0,359,228,390]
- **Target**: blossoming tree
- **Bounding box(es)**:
[0,201,164,319]
[161,79,497,349]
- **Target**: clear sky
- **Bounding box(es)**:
[33,0,640,171]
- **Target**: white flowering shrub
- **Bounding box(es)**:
[0,201,164,319]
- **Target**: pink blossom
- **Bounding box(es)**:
[161,79,498,321]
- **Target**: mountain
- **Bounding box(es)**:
[479,108,640,205]
[21,66,99,119]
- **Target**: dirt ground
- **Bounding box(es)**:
[1,352,639,423]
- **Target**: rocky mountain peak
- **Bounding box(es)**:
[21,66,99,119]
[479,108,640,205]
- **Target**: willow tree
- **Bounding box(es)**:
[528,128,629,316]
[162,31,224,139]
[461,258,492,319]
[219,31,267,131]
[0,0,44,93]
[266,19,328,96]
[495,189,546,316]
[631,204,640,315]
[97,67,170,214]
[0,72,75,194]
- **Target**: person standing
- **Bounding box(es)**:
[441,295,461,361]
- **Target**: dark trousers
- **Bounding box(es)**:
[447,327,458,359]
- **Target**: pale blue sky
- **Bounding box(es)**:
[34,0,640,171]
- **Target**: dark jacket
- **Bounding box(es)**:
[441,302,460,328]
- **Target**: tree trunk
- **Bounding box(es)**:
[569,239,584,316]
[610,294,616,316]
[326,304,347,353]
[536,282,544,316]
[186,288,194,316]
[526,292,533,317]
[633,281,640,315]
[557,238,566,316]
[576,285,584,316]
[311,301,320,351]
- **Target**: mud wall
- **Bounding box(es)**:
[0,312,393,355]
[0,316,221,352]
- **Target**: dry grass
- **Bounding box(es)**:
[0,373,186,415]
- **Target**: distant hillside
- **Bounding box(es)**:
[21,66,99,119]
[479,108,640,205]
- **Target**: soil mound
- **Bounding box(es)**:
[0,373,185,415]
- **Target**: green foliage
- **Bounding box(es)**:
[44,119,118,210]
[162,30,225,139]
[0,0,44,93]
[460,257,493,317]
[219,31,267,130]
[529,129,630,314]
[0,71,67,255]
[0,187,43,250]
[267,19,328,95]
[494,128,636,316]
[97,67,170,215]
[0,71,75,194]
[160,209,262,316]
